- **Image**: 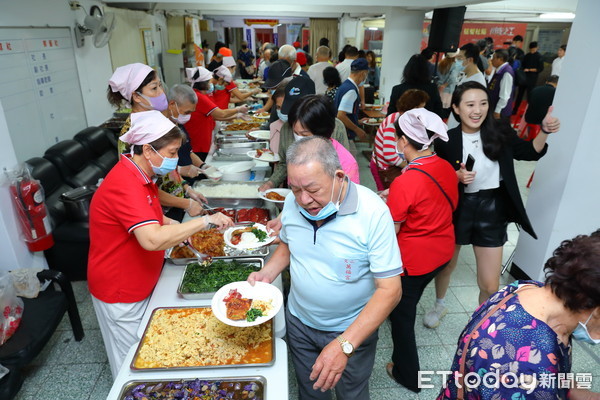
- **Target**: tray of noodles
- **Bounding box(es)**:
[131,306,274,371]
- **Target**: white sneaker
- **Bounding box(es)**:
[423,303,448,329]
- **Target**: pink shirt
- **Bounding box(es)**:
[331,138,360,184]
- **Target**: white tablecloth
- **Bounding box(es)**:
[136,261,286,338]
[107,338,288,399]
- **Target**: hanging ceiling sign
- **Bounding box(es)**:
[244,19,279,27]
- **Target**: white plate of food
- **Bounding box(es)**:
[248,130,271,140]
[253,92,270,99]
[247,149,280,163]
[212,281,283,327]
[259,188,291,203]
[223,223,276,250]
[252,112,270,119]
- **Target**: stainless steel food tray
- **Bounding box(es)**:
[177,257,264,299]
[166,243,269,264]
[117,376,267,400]
[165,197,278,264]
[130,306,275,371]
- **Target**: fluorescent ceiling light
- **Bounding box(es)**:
[368,27,378,30]
[539,12,575,19]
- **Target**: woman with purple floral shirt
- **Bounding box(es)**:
[439,231,600,400]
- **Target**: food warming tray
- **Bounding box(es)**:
[177,257,264,299]
[165,197,278,264]
[131,306,275,371]
[117,376,267,399]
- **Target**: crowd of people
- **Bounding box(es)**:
[85,31,600,400]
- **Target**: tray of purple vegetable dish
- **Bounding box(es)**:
[118,377,265,399]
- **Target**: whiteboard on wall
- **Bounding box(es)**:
[0,27,87,163]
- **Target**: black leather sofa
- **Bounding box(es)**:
[25,127,119,281]
[0,269,84,399]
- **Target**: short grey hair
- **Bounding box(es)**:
[286,136,341,177]
[316,46,331,58]
[169,84,197,105]
[279,44,297,62]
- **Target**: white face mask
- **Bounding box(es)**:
[293,133,304,141]
[172,103,191,125]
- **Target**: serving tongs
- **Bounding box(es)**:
[181,240,208,260]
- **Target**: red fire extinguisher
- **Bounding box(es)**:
[10,176,54,252]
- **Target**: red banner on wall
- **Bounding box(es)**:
[244,19,279,27]
[422,21,528,51]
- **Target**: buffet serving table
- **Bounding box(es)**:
[137,260,286,339]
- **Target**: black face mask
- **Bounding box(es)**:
[242,45,247,50]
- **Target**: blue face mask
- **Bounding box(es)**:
[277,109,288,122]
[149,145,179,176]
[206,82,215,94]
[298,175,345,221]
[455,60,466,74]
[396,140,406,161]
[215,84,226,91]
[572,309,600,345]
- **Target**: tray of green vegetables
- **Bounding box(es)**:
[177,257,264,299]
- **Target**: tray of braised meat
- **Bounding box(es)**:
[166,199,277,264]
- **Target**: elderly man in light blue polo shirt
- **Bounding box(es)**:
[249,136,403,400]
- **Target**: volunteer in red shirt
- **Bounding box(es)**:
[183,66,248,160]
[88,110,233,379]
[383,108,458,393]
[218,57,260,105]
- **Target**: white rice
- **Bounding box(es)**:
[193,183,260,198]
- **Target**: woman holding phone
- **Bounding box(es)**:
[423,81,560,328]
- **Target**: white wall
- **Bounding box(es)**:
[512,0,600,280]
[338,15,360,54]
[0,103,48,273]
[0,0,114,129]
[379,8,424,103]
[0,0,113,270]
[105,6,168,74]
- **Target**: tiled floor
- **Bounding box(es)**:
[12,142,600,399]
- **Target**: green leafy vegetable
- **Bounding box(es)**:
[181,260,260,293]
[246,308,263,322]
[251,228,267,242]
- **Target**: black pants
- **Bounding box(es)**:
[389,262,449,392]
[513,73,538,113]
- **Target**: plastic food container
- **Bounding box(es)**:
[220,161,256,181]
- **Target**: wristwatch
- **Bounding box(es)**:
[336,335,354,358]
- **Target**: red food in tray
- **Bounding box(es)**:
[212,207,236,219]
[235,208,270,225]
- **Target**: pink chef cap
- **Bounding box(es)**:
[108,63,154,102]
[397,108,449,151]
[214,65,233,83]
[120,110,177,146]
[185,67,213,85]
